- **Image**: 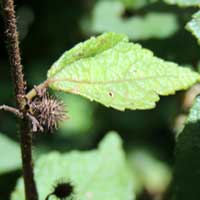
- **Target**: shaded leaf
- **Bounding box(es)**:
[47,32,200,111]
[186,11,200,44]
[81,1,178,40]
[12,132,134,200]
[0,133,21,174]
[173,95,200,200]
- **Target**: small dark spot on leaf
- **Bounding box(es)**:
[108,92,114,97]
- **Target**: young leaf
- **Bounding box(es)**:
[11,132,134,200]
[186,11,200,44]
[164,0,200,6]
[47,32,200,111]
[0,133,21,174]
[173,95,200,200]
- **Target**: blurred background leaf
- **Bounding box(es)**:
[186,11,200,44]
[81,1,179,40]
[128,148,171,197]
[163,0,200,7]
[173,96,200,200]
[116,0,158,9]
[58,93,96,137]
[0,133,20,174]
[12,132,135,200]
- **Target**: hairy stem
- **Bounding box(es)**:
[0,104,23,118]
[1,0,38,200]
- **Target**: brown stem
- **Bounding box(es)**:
[0,104,23,118]
[19,119,38,200]
[1,0,38,200]
[26,80,50,101]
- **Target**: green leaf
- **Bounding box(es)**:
[81,1,179,40]
[47,32,200,111]
[186,11,200,44]
[12,132,134,200]
[0,133,21,174]
[164,0,200,6]
[173,95,200,200]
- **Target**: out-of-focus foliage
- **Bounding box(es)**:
[0,133,20,174]
[48,32,199,111]
[128,149,171,195]
[115,0,157,9]
[58,93,95,137]
[186,11,200,44]
[164,0,200,6]
[12,132,134,200]
[81,1,179,40]
[173,96,200,200]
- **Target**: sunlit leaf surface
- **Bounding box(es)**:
[48,32,200,111]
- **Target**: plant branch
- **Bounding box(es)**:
[1,0,38,200]
[26,80,50,101]
[0,104,23,118]
[2,0,25,108]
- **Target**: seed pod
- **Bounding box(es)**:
[30,93,68,132]
[45,181,74,200]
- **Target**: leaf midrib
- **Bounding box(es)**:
[49,74,192,85]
